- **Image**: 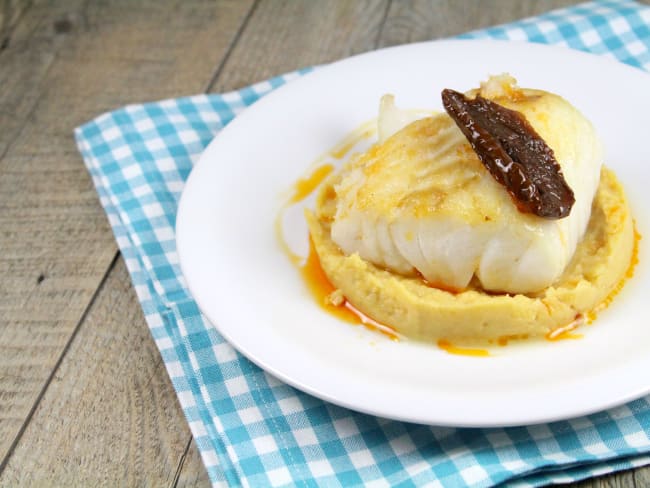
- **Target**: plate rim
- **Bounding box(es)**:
[176,38,650,427]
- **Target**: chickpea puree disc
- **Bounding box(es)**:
[306,167,635,346]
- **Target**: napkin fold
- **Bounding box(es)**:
[75,1,650,486]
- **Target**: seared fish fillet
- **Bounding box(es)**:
[331,76,603,293]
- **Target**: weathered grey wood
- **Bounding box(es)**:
[210,0,390,92]
[0,0,30,44]
[576,469,637,488]
[0,0,84,158]
[0,259,195,486]
[635,465,650,486]
[175,0,398,483]
[0,0,254,472]
[175,438,212,488]
[378,0,582,46]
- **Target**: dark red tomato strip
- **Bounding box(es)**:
[441,89,575,219]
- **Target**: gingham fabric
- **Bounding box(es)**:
[74,1,650,486]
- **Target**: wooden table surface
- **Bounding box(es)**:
[1,1,649,486]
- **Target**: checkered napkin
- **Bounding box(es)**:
[75,1,650,486]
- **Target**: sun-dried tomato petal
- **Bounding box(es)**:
[441,89,575,219]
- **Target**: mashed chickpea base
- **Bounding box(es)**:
[306,167,635,346]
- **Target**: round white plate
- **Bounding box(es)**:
[176,40,650,427]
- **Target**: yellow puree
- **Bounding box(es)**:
[306,167,635,346]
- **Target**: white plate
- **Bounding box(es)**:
[176,40,650,427]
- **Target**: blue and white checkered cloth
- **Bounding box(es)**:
[75,1,650,486]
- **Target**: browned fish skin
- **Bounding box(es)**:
[441,88,575,219]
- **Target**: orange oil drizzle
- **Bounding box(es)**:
[301,237,399,341]
[493,334,529,347]
[278,121,398,341]
[437,339,490,357]
[278,118,643,351]
[329,126,374,159]
[289,164,334,204]
[546,224,641,341]
[296,222,641,349]
[585,225,641,323]
[420,277,464,294]
[546,320,584,342]
[551,331,583,341]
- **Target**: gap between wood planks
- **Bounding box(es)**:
[0,0,53,164]
[372,1,392,52]
[0,0,33,52]
[0,252,120,474]
[0,0,259,477]
[179,0,396,484]
[0,0,261,479]
[204,0,261,93]
[172,0,396,484]
[171,436,194,488]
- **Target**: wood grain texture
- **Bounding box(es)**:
[0,0,253,470]
[0,0,30,46]
[576,469,636,488]
[0,259,194,486]
[0,0,83,159]
[635,466,650,486]
[378,0,582,46]
[175,438,212,488]
[0,0,115,464]
[210,0,390,92]
[573,465,650,488]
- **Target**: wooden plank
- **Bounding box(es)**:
[576,469,637,488]
[209,0,390,92]
[636,466,650,486]
[0,0,254,468]
[176,0,394,483]
[0,0,109,466]
[379,0,583,46]
[0,0,31,43]
[0,0,82,158]
[175,439,212,488]
[0,258,195,486]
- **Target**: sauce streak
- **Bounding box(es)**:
[495,334,529,346]
[437,339,490,357]
[278,115,641,351]
[586,225,641,322]
[330,138,361,160]
[546,320,583,341]
[551,331,584,341]
[546,224,640,340]
[301,237,399,341]
[329,123,375,159]
[289,164,334,204]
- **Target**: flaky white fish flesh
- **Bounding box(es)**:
[331,76,603,293]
